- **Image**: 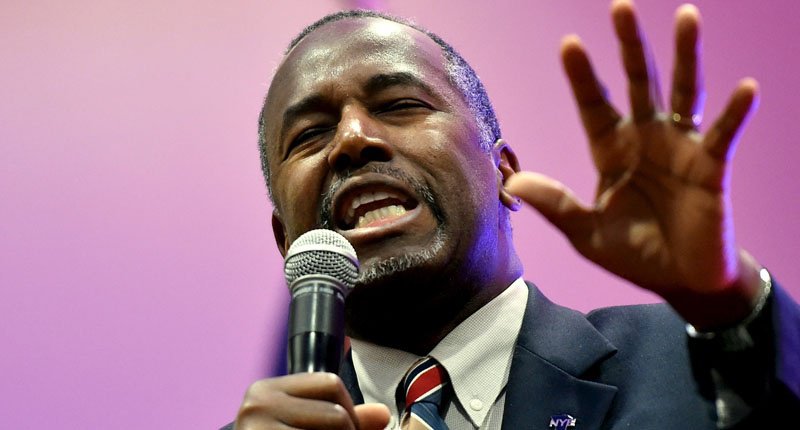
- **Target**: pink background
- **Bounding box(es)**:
[2,0,798,428]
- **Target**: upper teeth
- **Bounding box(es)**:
[347,191,401,219]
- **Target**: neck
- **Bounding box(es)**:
[345,248,522,355]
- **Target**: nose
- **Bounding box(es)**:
[327,105,393,171]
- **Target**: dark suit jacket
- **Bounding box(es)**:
[339,283,800,429]
[223,283,799,429]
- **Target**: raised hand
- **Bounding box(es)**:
[506,0,762,329]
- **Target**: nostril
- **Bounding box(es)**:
[333,154,351,171]
[361,146,390,162]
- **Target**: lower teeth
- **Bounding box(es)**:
[356,205,407,228]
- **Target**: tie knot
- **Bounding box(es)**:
[402,357,448,410]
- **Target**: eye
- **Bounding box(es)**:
[287,126,333,154]
[376,99,431,114]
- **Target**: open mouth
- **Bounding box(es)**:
[336,186,419,230]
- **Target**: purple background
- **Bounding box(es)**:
[2,0,798,428]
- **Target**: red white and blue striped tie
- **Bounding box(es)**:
[401,357,449,430]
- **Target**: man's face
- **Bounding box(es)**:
[264,18,505,292]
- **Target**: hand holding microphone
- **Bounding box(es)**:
[233,229,390,430]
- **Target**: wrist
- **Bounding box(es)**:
[665,250,763,330]
[685,267,772,351]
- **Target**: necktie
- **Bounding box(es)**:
[400,357,450,430]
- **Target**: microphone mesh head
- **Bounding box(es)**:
[284,229,359,291]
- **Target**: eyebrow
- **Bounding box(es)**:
[363,71,436,98]
[281,94,328,138]
[280,72,437,144]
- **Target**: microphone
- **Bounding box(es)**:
[284,229,359,374]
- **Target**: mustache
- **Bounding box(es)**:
[318,164,445,229]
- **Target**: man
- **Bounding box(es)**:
[230,0,799,428]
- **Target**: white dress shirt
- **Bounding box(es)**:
[350,278,528,429]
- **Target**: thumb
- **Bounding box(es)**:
[506,171,593,239]
[354,403,391,430]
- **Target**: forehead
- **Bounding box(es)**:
[263,17,453,133]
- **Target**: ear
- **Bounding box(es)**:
[271,209,289,258]
[492,139,522,211]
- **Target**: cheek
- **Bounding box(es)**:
[272,155,328,238]
[420,126,495,195]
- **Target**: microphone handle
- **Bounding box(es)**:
[287,276,347,374]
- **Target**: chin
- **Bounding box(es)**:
[345,231,451,325]
[355,233,446,288]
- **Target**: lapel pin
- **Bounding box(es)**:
[549,414,576,430]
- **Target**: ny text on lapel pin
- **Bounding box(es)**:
[549,414,576,430]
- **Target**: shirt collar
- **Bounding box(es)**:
[350,277,528,427]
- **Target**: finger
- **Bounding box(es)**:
[272,373,356,408]
[354,404,391,430]
[237,373,359,430]
[561,34,622,141]
[238,397,354,430]
[702,78,759,161]
[670,4,705,127]
[506,172,594,240]
[612,0,663,122]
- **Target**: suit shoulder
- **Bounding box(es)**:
[586,303,686,347]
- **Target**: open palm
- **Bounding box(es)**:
[508,1,761,329]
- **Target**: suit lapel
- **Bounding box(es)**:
[502,284,618,430]
[341,283,619,429]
